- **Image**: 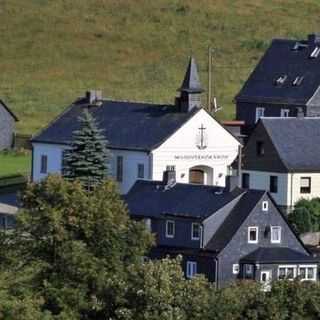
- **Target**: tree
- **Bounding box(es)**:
[62,109,110,189]
[289,198,320,234]
[4,175,153,319]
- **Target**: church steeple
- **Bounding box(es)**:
[177,57,204,112]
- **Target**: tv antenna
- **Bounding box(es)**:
[208,47,222,113]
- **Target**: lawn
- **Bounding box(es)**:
[1,0,320,135]
[0,152,31,177]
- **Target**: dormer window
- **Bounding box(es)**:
[292,76,304,86]
[310,46,320,58]
[274,75,287,86]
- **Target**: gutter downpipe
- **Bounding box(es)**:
[214,257,219,288]
[290,172,294,210]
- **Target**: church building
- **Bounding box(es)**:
[31,57,240,193]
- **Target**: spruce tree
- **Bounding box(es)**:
[62,109,110,188]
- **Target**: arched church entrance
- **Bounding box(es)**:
[189,165,214,185]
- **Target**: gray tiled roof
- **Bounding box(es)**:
[240,247,318,263]
[236,34,320,105]
[124,180,243,219]
[178,57,204,94]
[32,100,199,151]
[261,117,320,172]
[205,189,265,251]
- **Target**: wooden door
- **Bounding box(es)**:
[189,169,204,184]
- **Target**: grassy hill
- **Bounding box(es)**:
[1,0,320,134]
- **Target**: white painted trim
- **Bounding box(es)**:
[270,226,281,243]
[248,226,259,244]
[165,220,175,238]
[262,201,269,211]
[186,261,197,278]
[278,265,297,280]
[298,265,317,281]
[232,264,239,274]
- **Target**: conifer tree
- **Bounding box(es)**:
[62,109,110,188]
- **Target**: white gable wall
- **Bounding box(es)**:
[151,109,240,186]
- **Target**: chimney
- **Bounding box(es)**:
[296,107,304,118]
[86,90,103,105]
[163,166,176,185]
[308,33,320,45]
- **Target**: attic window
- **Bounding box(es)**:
[292,76,304,86]
[310,46,320,58]
[292,42,308,51]
[274,75,287,86]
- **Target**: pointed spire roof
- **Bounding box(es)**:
[178,56,204,93]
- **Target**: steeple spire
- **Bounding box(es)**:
[177,57,204,112]
[179,56,204,94]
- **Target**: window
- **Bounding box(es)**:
[116,156,123,182]
[242,173,250,189]
[244,264,254,279]
[274,75,287,86]
[248,227,258,243]
[310,46,320,58]
[278,265,296,280]
[281,109,290,117]
[256,141,265,156]
[144,218,152,232]
[165,220,175,238]
[137,163,144,179]
[300,177,311,194]
[298,265,317,281]
[262,201,269,211]
[255,107,265,123]
[0,216,7,230]
[186,261,197,278]
[292,76,304,86]
[233,264,239,274]
[40,155,48,174]
[269,176,278,193]
[191,223,201,240]
[271,226,281,243]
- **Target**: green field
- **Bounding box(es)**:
[1,0,320,135]
[0,153,31,176]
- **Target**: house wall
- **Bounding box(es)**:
[236,102,306,132]
[217,193,308,287]
[32,142,150,194]
[152,109,240,187]
[242,170,289,207]
[242,170,320,209]
[0,102,15,150]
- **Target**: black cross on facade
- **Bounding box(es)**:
[198,124,207,149]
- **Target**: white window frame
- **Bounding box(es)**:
[278,265,297,280]
[248,226,259,244]
[233,264,239,274]
[191,223,201,241]
[298,265,317,281]
[280,109,290,117]
[186,261,197,278]
[262,201,269,211]
[165,220,175,238]
[255,107,265,123]
[271,226,281,243]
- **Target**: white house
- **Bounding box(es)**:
[31,58,240,194]
[241,117,320,212]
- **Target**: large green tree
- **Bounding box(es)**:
[62,109,110,188]
[5,175,153,319]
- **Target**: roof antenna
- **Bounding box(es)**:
[208,46,222,113]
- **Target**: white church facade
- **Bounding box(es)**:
[31,58,240,194]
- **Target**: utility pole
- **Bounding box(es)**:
[207,46,221,114]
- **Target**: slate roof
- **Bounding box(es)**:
[124,180,243,219]
[235,34,320,105]
[0,99,18,121]
[261,117,320,172]
[205,189,265,251]
[178,57,204,94]
[240,247,318,263]
[32,100,199,151]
